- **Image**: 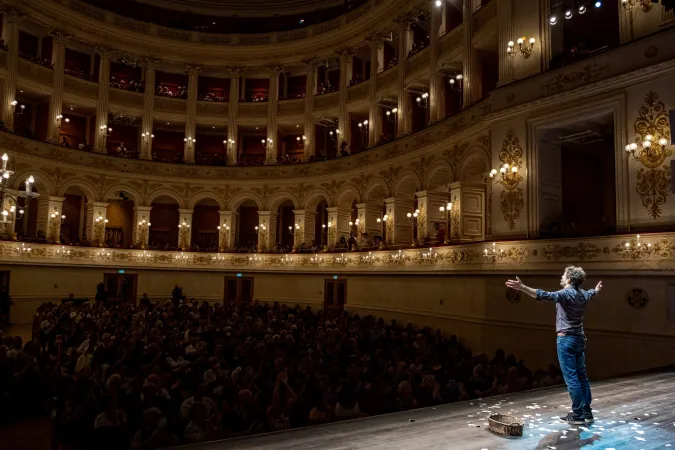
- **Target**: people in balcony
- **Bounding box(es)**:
[339,141,350,157]
[199,91,226,102]
[110,76,145,92]
[60,136,72,148]
[0,39,7,51]
[386,56,398,69]
[349,74,364,87]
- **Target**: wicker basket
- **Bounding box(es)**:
[488,413,524,437]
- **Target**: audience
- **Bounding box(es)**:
[0,290,555,449]
[156,83,188,99]
[110,77,145,93]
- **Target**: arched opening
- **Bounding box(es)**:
[236,200,259,251]
[275,199,295,251]
[149,195,179,250]
[105,191,135,248]
[192,198,220,251]
[61,186,89,245]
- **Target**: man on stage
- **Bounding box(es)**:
[505,266,602,425]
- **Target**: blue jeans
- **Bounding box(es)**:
[556,335,592,417]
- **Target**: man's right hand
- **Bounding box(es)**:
[595,281,603,293]
[505,276,523,291]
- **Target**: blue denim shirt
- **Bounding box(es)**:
[536,287,597,334]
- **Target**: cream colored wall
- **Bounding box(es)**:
[5,264,674,379]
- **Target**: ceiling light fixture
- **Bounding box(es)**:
[578,5,587,13]
[564,9,573,18]
[435,0,442,6]
[594,0,602,7]
[549,15,558,25]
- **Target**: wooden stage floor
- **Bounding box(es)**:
[184,370,675,450]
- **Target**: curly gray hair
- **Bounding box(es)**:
[564,266,586,288]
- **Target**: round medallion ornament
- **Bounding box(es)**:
[506,287,521,303]
[644,46,658,59]
[627,288,648,309]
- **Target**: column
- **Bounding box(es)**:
[338,52,352,153]
[140,59,157,160]
[37,196,65,243]
[47,30,68,144]
[397,24,412,136]
[0,11,19,131]
[132,206,152,249]
[227,69,242,164]
[292,209,315,249]
[177,208,193,250]
[355,203,382,242]
[448,181,486,242]
[218,211,237,252]
[303,62,316,160]
[326,206,350,248]
[266,66,282,164]
[415,191,448,245]
[256,211,276,252]
[384,197,413,246]
[429,5,443,122]
[183,65,201,164]
[462,0,481,107]
[368,39,383,146]
[0,194,17,237]
[84,202,108,246]
[497,0,515,85]
[94,47,111,153]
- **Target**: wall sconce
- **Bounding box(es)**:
[56,114,69,127]
[295,135,308,148]
[348,218,360,229]
[484,242,505,263]
[261,138,273,151]
[385,108,398,122]
[407,209,420,247]
[489,163,522,188]
[184,137,196,149]
[288,223,300,235]
[439,202,452,244]
[621,0,655,12]
[224,138,236,152]
[100,125,113,136]
[506,37,535,58]
[329,129,340,140]
[178,219,191,229]
[11,100,25,115]
[625,135,669,165]
[254,224,267,234]
[448,74,463,91]
[141,132,155,141]
[357,120,369,133]
[415,92,429,109]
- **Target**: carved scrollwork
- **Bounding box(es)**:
[636,166,671,219]
[500,188,524,232]
[542,242,602,261]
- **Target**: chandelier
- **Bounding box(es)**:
[0,153,38,226]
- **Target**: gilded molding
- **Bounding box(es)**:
[633,91,671,169]
[541,63,608,92]
[636,166,671,219]
[497,131,524,231]
[542,242,602,261]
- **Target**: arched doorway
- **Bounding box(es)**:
[149,195,179,250]
[236,199,259,251]
[192,198,220,251]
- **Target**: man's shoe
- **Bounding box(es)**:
[583,414,595,424]
[559,412,585,425]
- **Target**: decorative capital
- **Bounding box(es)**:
[1,6,22,23]
[185,65,203,76]
[140,57,160,70]
[229,67,244,78]
[367,36,385,50]
[50,29,70,44]
[96,46,113,59]
[266,65,284,77]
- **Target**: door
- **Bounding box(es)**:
[103,273,138,304]
[223,276,254,305]
[324,278,347,317]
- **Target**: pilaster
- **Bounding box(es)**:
[384,197,413,246]
[303,62,317,160]
[292,209,314,249]
[266,66,282,164]
[141,58,158,160]
[397,25,412,136]
[47,30,68,144]
[462,0,481,107]
[217,211,237,252]
[368,39,383,145]
[355,203,382,243]
[338,52,352,152]
[37,196,65,244]
[428,6,443,122]
[415,191,449,245]
[449,181,486,242]
[497,0,516,85]
[94,47,111,153]
[133,206,152,249]
[85,201,109,246]
[1,11,20,131]
[227,68,242,164]
[177,208,193,250]
[256,210,276,252]
[183,65,201,164]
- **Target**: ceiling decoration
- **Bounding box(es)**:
[134,0,349,17]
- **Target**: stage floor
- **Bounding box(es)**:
[186,370,675,450]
